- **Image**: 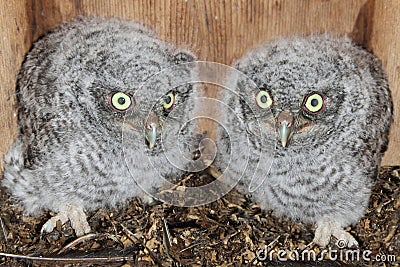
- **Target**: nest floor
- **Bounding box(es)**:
[0,167,399,267]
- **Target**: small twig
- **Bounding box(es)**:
[222,198,246,211]
[157,174,194,195]
[120,224,165,267]
[120,224,140,243]
[0,252,134,262]
[57,233,124,255]
[201,215,230,229]
[0,217,8,245]
[376,199,393,213]
[107,233,125,248]
[176,173,194,186]
[57,233,99,255]
[179,241,204,253]
[162,217,172,256]
[383,219,398,243]
[223,231,240,245]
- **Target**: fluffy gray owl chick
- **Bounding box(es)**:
[226,35,392,247]
[2,17,196,236]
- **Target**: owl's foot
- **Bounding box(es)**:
[313,221,358,248]
[41,204,91,237]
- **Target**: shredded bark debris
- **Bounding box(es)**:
[0,166,399,266]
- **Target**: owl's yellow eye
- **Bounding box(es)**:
[163,92,175,110]
[108,92,133,112]
[255,90,273,109]
[302,92,326,114]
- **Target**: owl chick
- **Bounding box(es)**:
[2,17,196,236]
[225,35,392,247]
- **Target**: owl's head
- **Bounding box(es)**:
[49,18,196,150]
[234,35,390,151]
[98,49,196,153]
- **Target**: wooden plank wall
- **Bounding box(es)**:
[0,0,399,173]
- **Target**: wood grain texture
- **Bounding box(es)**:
[366,0,400,165]
[0,0,398,173]
[0,2,30,173]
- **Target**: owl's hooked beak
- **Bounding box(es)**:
[145,123,157,149]
[276,111,294,148]
[145,113,159,149]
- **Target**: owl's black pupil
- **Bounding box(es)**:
[165,95,172,104]
[260,95,268,103]
[311,98,319,107]
[118,97,126,105]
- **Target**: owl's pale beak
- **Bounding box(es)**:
[145,113,159,149]
[145,123,157,149]
[278,121,292,147]
[277,111,294,148]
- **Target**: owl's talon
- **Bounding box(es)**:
[313,222,332,247]
[313,221,358,248]
[41,204,90,237]
[143,195,157,206]
[41,215,67,234]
